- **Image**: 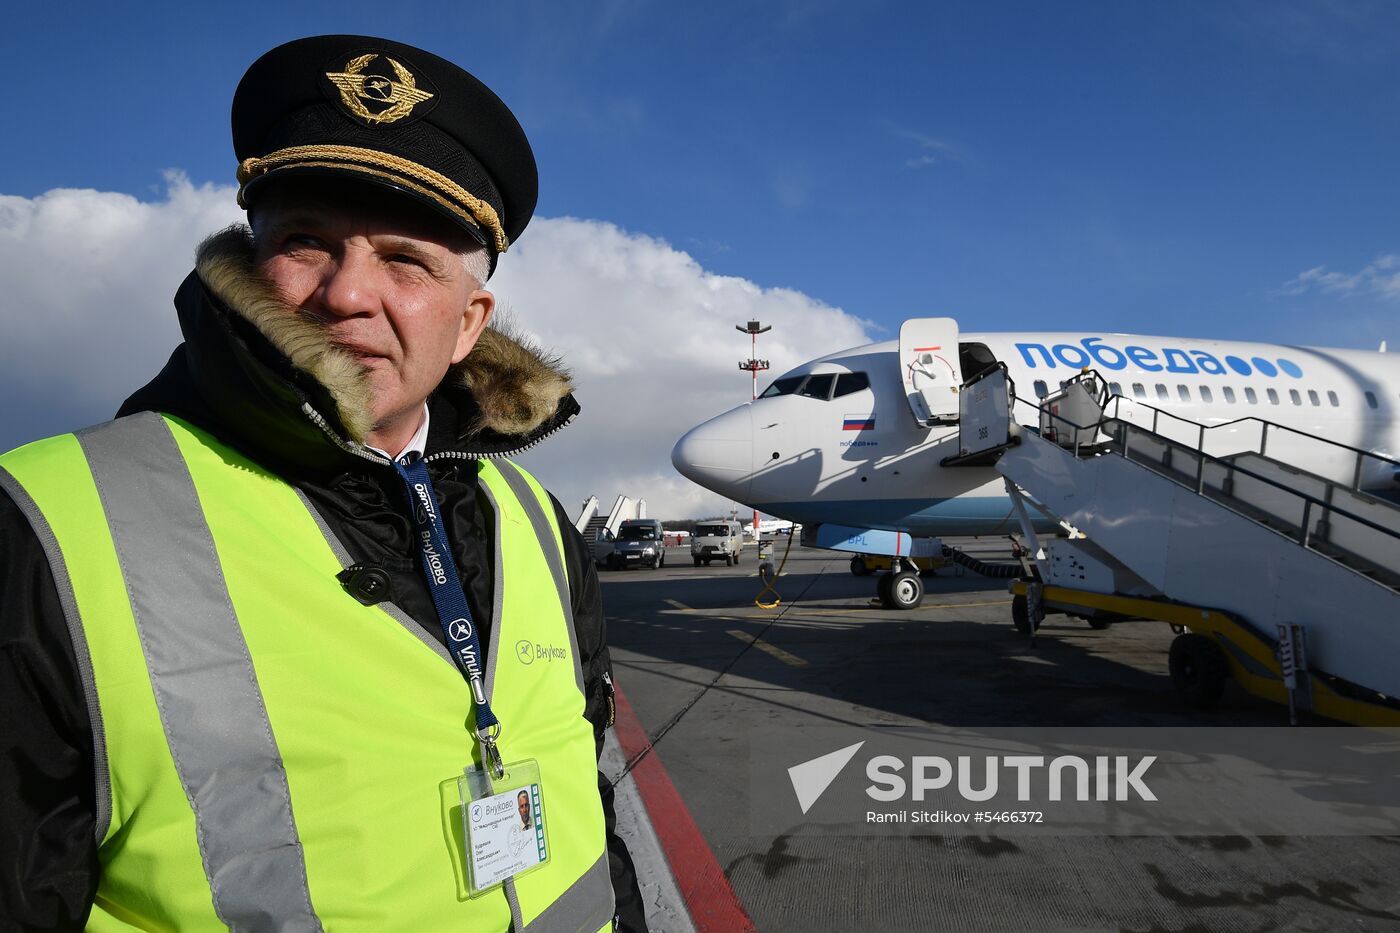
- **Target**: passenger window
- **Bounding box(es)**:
[1108,382,1122,397]
[1327,390,1339,407]
[832,372,870,398]
[1223,387,1236,403]
[1132,383,1146,399]
[1266,388,1279,405]
[759,376,804,398]
[1245,387,1258,404]
[1307,390,1320,406]
[1289,389,1301,405]
[1177,385,1191,402]
[1155,384,1169,401]
[1199,386,1213,404]
[798,374,835,400]
[1034,380,1048,399]
[1365,391,1379,410]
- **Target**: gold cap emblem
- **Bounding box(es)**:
[325,54,434,125]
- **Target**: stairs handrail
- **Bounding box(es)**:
[1099,393,1400,486]
[1012,388,1400,556]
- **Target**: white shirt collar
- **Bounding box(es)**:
[366,404,431,463]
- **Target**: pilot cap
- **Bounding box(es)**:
[232,35,536,272]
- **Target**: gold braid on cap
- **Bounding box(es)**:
[237,144,509,253]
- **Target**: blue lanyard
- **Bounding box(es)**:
[391,455,504,775]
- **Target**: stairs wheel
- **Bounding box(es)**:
[1012,594,1032,634]
[1169,633,1229,709]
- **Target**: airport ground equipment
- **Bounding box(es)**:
[947,364,1400,725]
[579,494,649,564]
[574,495,600,534]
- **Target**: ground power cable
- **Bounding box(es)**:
[753,531,797,608]
[615,550,830,782]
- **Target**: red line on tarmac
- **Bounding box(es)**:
[612,686,757,933]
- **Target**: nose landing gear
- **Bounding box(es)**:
[877,560,924,610]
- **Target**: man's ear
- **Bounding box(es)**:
[453,288,495,364]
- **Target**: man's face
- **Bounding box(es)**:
[518,792,530,824]
[252,183,493,448]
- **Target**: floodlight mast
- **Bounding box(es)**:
[736,320,772,541]
[736,320,772,401]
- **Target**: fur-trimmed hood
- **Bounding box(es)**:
[117,226,578,475]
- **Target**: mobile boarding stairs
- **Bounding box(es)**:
[945,365,1400,725]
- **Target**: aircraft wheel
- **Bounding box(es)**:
[1085,616,1111,630]
[880,571,923,610]
[850,556,870,577]
[1012,594,1032,634]
[1169,633,1229,709]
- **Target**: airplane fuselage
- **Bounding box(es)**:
[672,332,1400,537]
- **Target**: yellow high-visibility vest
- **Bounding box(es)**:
[0,412,613,932]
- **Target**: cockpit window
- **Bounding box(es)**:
[759,376,805,398]
[798,374,836,400]
[832,372,870,398]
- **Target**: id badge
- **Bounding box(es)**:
[458,758,549,897]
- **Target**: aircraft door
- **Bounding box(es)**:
[899,318,963,426]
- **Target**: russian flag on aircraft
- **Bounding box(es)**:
[843,414,875,431]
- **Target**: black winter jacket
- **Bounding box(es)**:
[0,227,646,931]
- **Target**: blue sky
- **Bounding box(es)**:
[4,0,1398,349]
[2,2,1398,513]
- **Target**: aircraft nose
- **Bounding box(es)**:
[672,405,755,502]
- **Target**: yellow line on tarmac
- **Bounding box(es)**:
[662,599,1012,620]
[770,600,1014,618]
[726,629,808,666]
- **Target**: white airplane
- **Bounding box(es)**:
[744,518,801,537]
[672,318,1400,574]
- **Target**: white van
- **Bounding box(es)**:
[606,519,666,570]
[691,520,744,566]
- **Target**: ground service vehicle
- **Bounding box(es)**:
[691,520,744,566]
[608,519,666,570]
[848,554,944,576]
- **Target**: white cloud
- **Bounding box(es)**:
[886,125,968,170]
[1278,254,1400,300]
[494,216,871,518]
[0,173,245,447]
[0,178,871,519]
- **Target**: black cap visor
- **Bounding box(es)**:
[241,164,490,250]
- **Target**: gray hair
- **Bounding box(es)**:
[461,246,490,287]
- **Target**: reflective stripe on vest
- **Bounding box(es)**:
[1,413,613,932]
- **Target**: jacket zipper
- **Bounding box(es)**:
[301,402,577,466]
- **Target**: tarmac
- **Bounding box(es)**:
[600,539,1400,933]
